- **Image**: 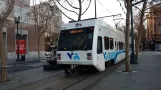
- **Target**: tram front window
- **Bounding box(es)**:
[57,27,94,51]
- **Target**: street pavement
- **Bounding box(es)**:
[0,58,64,90]
[89,51,161,90]
[1,51,161,90]
[7,58,54,73]
[0,67,63,90]
[7,60,42,73]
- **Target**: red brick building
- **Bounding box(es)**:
[147,5,161,50]
[1,0,45,64]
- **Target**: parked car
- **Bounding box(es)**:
[43,45,58,70]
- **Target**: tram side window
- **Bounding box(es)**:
[110,38,114,49]
[119,42,122,50]
[117,42,119,50]
[104,37,109,50]
[97,36,103,54]
[118,42,120,50]
[115,41,116,47]
[120,42,123,50]
[122,42,124,50]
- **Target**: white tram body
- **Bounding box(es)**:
[57,19,130,72]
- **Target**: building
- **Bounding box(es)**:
[0,0,62,65]
[147,5,161,50]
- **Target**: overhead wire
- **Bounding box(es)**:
[96,0,119,27]
[96,0,113,15]
[116,0,126,14]
[115,0,127,28]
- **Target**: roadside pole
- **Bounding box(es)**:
[130,0,144,64]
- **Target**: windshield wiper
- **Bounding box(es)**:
[78,35,89,50]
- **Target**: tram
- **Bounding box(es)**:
[56,19,130,74]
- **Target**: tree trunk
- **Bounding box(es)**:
[0,26,7,82]
[37,37,40,60]
[135,0,147,58]
[125,0,131,72]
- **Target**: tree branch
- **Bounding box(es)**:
[145,0,153,10]
[81,0,85,3]
[137,0,147,43]
[66,0,79,9]
[81,0,92,15]
[52,0,75,21]
[55,0,79,15]
[39,15,51,38]
[146,2,161,10]
[0,0,15,22]
[133,5,141,12]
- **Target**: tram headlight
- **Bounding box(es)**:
[87,53,92,60]
[57,54,61,60]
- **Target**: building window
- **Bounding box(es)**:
[159,22,161,27]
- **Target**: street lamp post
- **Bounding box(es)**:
[130,0,138,64]
[14,16,21,61]
[130,0,144,64]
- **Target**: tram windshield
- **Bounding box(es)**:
[57,27,94,51]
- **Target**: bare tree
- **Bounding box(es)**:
[0,0,15,82]
[50,0,92,21]
[132,0,160,58]
[124,0,131,72]
[30,0,59,60]
[132,0,161,58]
[134,0,147,58]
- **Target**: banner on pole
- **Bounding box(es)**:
[16,40,26,54]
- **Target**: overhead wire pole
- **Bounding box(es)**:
[94,0,97,18]
[130,0,138,64]
[130,0,144,64]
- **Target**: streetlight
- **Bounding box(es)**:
[130,0,144,64]
[14,16,21,61]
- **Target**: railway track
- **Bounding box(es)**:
[11,61,123,90]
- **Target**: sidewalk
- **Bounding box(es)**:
[6,58,54,73]
[89,51,161,90]
[0,67,63,90]
[7,57,49,65]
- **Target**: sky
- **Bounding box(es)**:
[33,0,126,27]
[60,0,126,27]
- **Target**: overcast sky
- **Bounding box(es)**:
[33,0,126,27]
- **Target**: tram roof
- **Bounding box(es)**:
[61,18,124,36]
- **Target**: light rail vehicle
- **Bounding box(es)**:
[56,19,131,75]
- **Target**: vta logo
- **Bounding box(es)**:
[103,52,110,60]
[67,53,80,60]
[75,23,82,27]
